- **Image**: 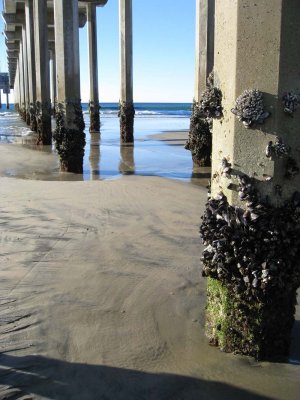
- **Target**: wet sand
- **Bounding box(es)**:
[0,133,299,399]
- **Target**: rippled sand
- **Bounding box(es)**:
[0,133,299,399]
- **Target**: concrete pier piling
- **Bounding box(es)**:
[119,0,134,143]
[19,39,26,121]
[87,3,100,133]
[22,24,30,125]
[53,0,85,173]
[201,0,300,360]
[33,0,51,144]
[25,0,37,131]
[187,0,215,167]
[194,0,215,105]
[49,46,56,117]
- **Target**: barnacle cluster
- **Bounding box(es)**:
[282,91,300,116]
[221,157,232,178]
[119,101,135,143]
[265,136,290,158]
[187,74,223,166]
[231,89,270,128]
[29,102,37,132]
[200,177,300,359]
[199,86,223,119]
[89,100,100,132]
[201,177,300,295]
[185,107,212,167]
[54,102,86,173]
[35,100,52,145]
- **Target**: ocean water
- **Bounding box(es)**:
[0,102,210,184]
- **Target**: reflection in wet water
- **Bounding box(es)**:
[119,144,135,175]
[89,132,101,180]
[0,112,210,187]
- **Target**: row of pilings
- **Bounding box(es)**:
[5,0,300,360]
[4,0,134,172]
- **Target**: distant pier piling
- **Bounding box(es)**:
[87,3,100,133]
[34,0,51,144]
[119,0,134,143]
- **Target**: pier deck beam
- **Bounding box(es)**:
[34,0,51,144]
[53,0,85,173]
[119,0,134,143]
[87,3,100,133]
[202,0,300,360]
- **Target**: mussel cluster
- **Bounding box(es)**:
[119,101,135,142]
[187,74,223,166]
[282,91,300,116]
[231,89,270,128]
[221,158,232,178]
[185,109,212,166]
[265,136,290,158]
[200,176,300,301]
[198,86,223,119]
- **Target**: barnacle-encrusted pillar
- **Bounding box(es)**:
[119,0,134,143]
[34,0,51,144]
[188,0,215,166]
[87,3,100,133]
[25,0,37,131]
[201,0,300,360]
[53,0,85,173]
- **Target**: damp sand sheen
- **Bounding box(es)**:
[0,111,299,399]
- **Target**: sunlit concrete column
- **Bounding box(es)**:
[22,25,30,125]
[119,0,134,143]
[202,0,300,360]
[14,61,19,112]
[87,3,100,132]
[49,46,56,116]
[194,0,215,103]
[19,42,26,120]
[188,0,215,167]
[34,0,51,144]
[25,0,37,131]
[54,0,85,173]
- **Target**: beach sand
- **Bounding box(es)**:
[0,133,299,399]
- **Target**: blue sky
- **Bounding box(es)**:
[1,0,196,103]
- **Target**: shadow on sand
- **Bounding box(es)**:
[0,353,273,400]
